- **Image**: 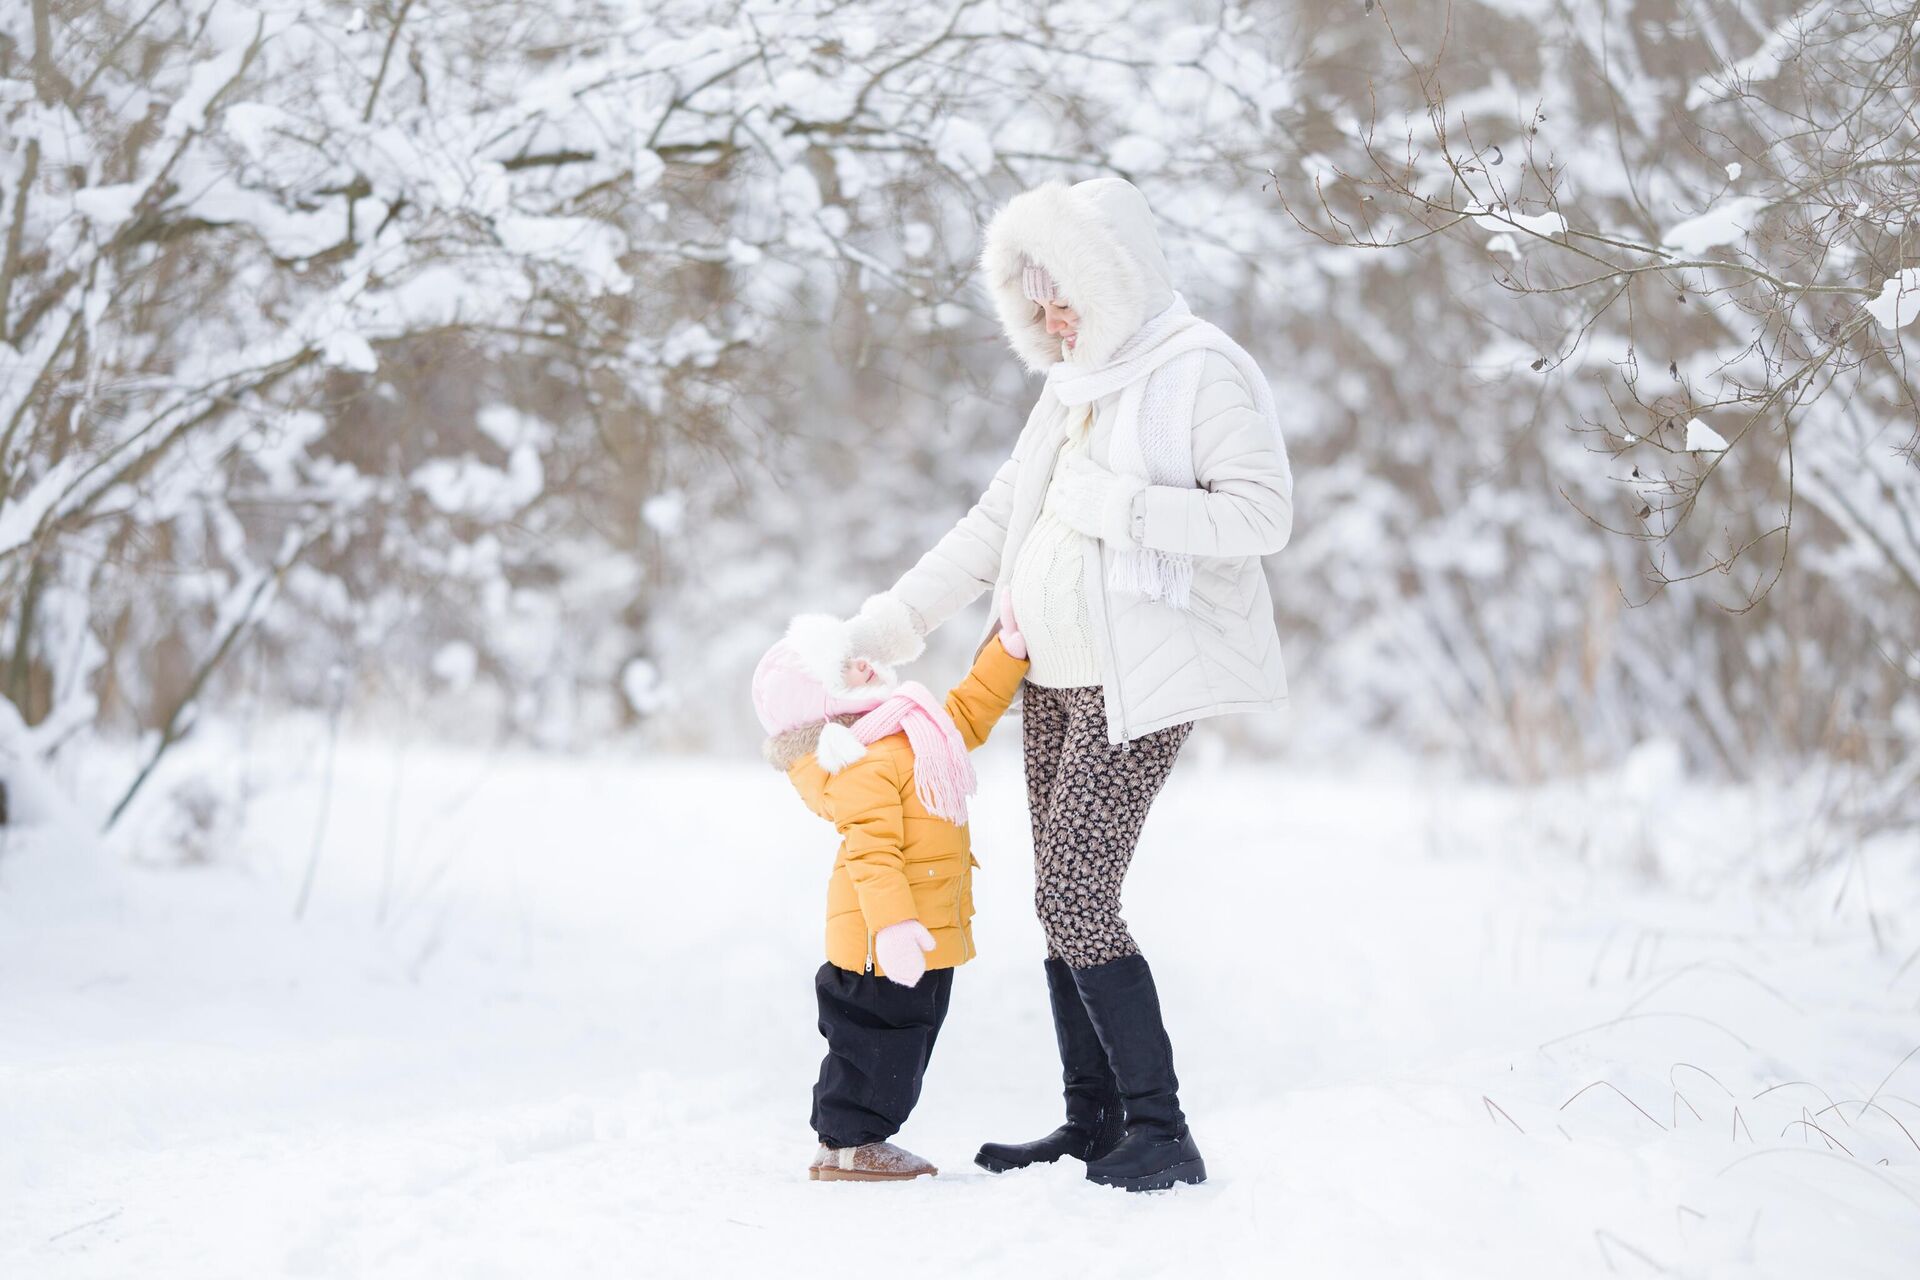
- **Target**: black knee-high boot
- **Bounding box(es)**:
[1071,954,1207,1191]
[974,959,1126,1172]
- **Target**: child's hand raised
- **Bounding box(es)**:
[874,920,936,987]
[996,591,1028,660]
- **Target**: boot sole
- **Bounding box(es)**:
[974,1149,1066,1174]
[812,1166,936,1182]
[1088,1157,1207,1193]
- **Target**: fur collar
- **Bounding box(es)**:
[980,178,1176,373]
[763,713,863,772]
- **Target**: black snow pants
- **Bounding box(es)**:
[810,961,954,1148]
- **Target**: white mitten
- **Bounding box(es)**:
[845,593,926,666]
[874,919,937,988]
[1049,455,1144,545]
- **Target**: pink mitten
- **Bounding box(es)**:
[996,591,1028,660]
[875,920,937,988]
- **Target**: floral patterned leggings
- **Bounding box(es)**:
[1021,682,1193,969]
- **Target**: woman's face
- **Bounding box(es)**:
[1041,299,1080,353]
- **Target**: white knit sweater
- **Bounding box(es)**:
[1008,408,1101,688]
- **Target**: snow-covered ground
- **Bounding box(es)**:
[4,726,1918,1278]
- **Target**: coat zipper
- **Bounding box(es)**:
[1079,403,1130,753]
[865,930,875,976]
[1094,537,1130,752]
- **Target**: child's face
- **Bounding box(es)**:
[842,657,884,689]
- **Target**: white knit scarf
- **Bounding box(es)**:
[1044,295,1288,608]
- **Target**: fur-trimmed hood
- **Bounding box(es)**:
[979,178,1177,373]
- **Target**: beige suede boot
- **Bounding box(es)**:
[812,1142,938,1182]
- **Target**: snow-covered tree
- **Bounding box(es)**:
[1266,0,1919,797]
[0,1,1306,825]
[2,0,1912,838]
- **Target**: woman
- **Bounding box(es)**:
[841,177,1294,1192]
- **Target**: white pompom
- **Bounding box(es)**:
[784,613,855,689]
[814,722,868,773]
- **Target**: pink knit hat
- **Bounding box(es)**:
[752,605,978,822]
[1021,257,1059,306]
[752,627,888,737]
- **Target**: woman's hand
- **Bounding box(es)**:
[996,591,1028,660]
[874,919,937,987]
[844,593,926,666]
[1050,455,1145,546]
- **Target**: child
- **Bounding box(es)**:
[753,593,1029,1182]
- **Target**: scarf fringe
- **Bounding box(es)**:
[849,681,977,825]
[1108,546,1193,610]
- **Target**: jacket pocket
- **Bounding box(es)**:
[905,853,968,928]
[1193,557,1256,617]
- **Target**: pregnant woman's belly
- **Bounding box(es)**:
[1009,504,1101,689]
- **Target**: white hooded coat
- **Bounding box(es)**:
[887,178,1294,744]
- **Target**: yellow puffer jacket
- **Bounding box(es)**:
[786,637,1029,976]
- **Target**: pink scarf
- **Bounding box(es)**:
[848,681,977,825]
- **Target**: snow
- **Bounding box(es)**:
[776,164,823,219]
[166,43,252,134]
[660,322,723,368]
[641,489,686,536]
[1663,197,1771,256]
[410,445,543,520]
[1866,269,1920,331]
[319,328,379,373]
[493,217,631,296]
[632,147,664,192]
[431,641,479,690]
[1685,2,1833,110]
[620,659,667,715]
[4,730,1917,1277]
[1509,210,1567,237]
[0,701,80,829]
[5,5,1919,1268]
[221,101,298,159]
[1108,134,1171,174]
[474,405,548,452]
[0,457,80,558]
[931,118,995,177]
[1471,207,1567,238]
[1684,418,1730,452]
[71,184,142,230]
